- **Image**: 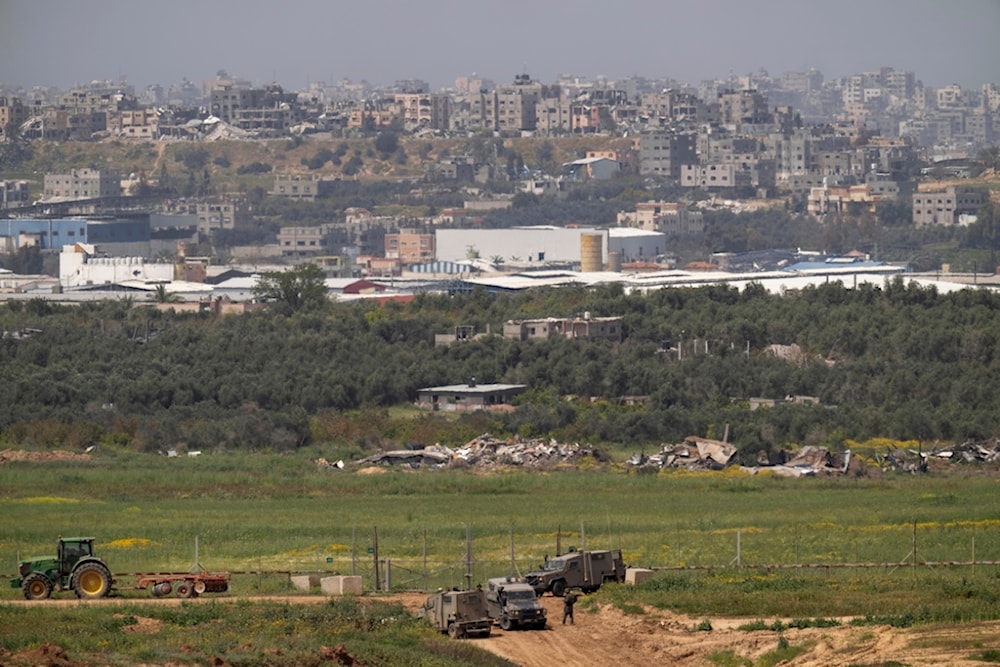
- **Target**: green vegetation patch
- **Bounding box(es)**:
[0,598,509,667]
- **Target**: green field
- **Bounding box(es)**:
[3,451,1000,665]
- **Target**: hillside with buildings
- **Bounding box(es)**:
[1,65,998,294]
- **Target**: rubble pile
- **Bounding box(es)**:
[354,434,609,470]
[879,439,1000,473]
[742,446,859,477]
[627,437,737,472]
[628,440,861,477]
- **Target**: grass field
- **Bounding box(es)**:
[4,450,1000,664]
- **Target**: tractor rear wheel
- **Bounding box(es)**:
[72,562,112,599]
[22,573,53,600]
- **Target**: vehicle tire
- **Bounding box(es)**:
[447,622,460,639]
[175,581,194,598]
[500,614,512,631]
[22,573,53,600]
[72,562,112,599]
[551,579,566,597]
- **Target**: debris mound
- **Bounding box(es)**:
[627,436,737,472]
[354,433,608,470]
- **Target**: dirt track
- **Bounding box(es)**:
[391,592,1000,667]
[6,592,1000,665]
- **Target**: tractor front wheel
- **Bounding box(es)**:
[22,573,53,600]
[72,562,112,599]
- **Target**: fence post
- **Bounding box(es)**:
[373,526,380,592]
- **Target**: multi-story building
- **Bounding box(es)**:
[278,224,339,257]
[389,92,450,130]
[195,199,249,234]
[617,201,703,236]
[639,129,697,179]
[680,163,750,191]
[107,108,159,140]
[384,228,435,263]
[43,169,121,201]
[0,180,30,209]
[912,186,988,227]
[209,84,300,131]
[272,174,334,201]
[807,184,885,216]
[0,97,30,134]
[535,98,572,134]
[717,89,771,127]
[471,74,542,134]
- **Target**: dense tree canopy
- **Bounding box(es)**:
[2,280,1000,458]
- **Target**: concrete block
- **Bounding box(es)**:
[290,575,319,591]
[625,568,655,586]
[321,575,363,596]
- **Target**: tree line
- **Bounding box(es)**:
[2,278,999,460]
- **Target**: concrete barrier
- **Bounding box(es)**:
[290,575,320,592]
[625,568,654,586]
[321,575,363,596]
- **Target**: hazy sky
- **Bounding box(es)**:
[1,0,998,92]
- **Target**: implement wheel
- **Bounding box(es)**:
[175,581,194,598]
[72,562,112,599]
[22,573,53,600]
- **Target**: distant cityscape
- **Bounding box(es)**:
[0,63,998,300]
[2,65,996,154]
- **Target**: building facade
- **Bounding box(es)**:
[43,169,121,201]
[384,228,435,262]
[912,186,988,226]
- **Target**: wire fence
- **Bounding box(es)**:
[6,522,1000,596]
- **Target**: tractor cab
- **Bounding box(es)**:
[57,537,95,575]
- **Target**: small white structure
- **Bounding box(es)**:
[59,243,174,288]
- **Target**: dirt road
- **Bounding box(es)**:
[444,594,1000,667]
[6,592,999,665]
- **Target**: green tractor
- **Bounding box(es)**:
[11,537,114,600]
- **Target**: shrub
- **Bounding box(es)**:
[237,162,272,175]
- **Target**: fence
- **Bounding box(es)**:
[5,521,1000,596]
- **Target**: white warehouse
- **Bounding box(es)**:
[435,227,666,270]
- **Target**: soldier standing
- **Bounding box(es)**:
[562,589,578,625]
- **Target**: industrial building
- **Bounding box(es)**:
[435,226,666,271]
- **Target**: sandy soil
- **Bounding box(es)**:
[388,592,1000,667]
[4,592,999,665]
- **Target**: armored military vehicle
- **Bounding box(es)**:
[525,548,625,597]
[485,577,546,630]
[422,588,492,638]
